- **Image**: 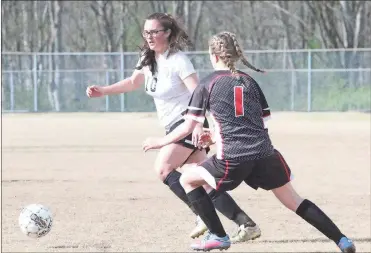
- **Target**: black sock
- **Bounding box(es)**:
[163,170,198,215]
[296,199,345,244]
[187,187,227,237]
[209,190,256,227]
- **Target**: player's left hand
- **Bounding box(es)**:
[142,137,164,152]
[197,130,215,149]
[192,123,205,147]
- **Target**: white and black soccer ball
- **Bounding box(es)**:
[18,204,53,238]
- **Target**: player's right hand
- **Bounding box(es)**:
[86,85,105,98]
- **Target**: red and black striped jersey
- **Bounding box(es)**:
[185,70,274,161]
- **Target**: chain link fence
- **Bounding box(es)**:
[2,49,370,113]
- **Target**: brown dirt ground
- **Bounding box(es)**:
[1,112,370,252]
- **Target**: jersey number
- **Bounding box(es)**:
[234,86,244,117]
[145,77,157,92]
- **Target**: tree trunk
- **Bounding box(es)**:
[48,0,63,112]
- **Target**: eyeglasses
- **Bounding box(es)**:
[142,29,167,38]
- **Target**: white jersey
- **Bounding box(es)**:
[136,50,196,130]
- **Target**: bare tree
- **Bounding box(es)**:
[305,1,368,49]
[47,0,63,111]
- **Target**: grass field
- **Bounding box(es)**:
[2,112,371,252]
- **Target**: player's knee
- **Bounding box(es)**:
[179,171,189,188]
[272,182,304,211]
[202,183,213,193]
[179,170,196,191]
[154,164,174,182]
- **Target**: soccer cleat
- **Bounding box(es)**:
[338,237,356,253]
[230,224,261,243]
[190,216,208,239]
[191,232,231,251]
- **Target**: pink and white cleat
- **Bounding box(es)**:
[191,232,231,251]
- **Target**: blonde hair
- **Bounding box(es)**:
[208,31,264,75]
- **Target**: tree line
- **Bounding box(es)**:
[2,1,370,53]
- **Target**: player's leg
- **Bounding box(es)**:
[156,143,200,214]
[251,149,355,253]
[184,150,260,240]
[180,156,253,251]
[158,119,207,215]
[179,164,231,251]
[272,181,355,253]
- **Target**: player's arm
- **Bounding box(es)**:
[158,118,199,147]
[142,118,199,152]
[143,84,208,151]
[255,81,271,121]
[159,83,207,146]
[178,56,206,144]
[178,53,199,93]
[87,58,145,97]
[182,73,205,145]
[101,70,144,95]
[183,73,199,92]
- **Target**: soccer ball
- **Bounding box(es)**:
[18,204,53,238]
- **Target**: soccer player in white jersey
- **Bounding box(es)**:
[86,13,261,242]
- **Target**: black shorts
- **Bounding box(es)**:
[200,149,292,191]
[166,118,210,153]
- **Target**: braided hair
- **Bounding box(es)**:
[208,31,265,75]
